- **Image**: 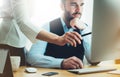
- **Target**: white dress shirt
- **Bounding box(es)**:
[26,18,91,68]
[0,0,41,48]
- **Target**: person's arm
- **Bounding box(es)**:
[26,23,63,68]
[10,0,40,42]
[36,30,81,47]
[10,0,81,47]
[26,41,84,69]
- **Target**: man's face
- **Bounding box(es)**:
[62,0,84,21]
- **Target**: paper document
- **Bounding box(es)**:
[0,50,8,74]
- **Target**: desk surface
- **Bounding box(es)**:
[14,65,120,77]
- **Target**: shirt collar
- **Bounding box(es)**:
[60,17,66,28]
[60,17,73,33]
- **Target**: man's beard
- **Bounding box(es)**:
[64,11,82,22]
[64,11,73,22]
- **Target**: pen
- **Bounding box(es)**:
[81,32,92,37]
[68,28,91,37]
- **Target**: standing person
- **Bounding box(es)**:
[0,0,81,66]
[27,0,91,69]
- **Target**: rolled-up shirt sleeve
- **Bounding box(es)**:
[10,0,41,43]
[27,53,64,68]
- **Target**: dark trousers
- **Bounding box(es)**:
[0,44,26,66]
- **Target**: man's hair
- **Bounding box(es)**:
[61,0,66,4]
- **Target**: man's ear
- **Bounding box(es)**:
[61,3,65,11]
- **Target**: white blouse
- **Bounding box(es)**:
[0,0,41,48]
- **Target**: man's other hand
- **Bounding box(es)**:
[61,56,83,69]
[70,18,86,30]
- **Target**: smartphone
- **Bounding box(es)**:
[42,72,58,76]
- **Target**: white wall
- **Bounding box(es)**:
[31,0,62,27]
[82,0,93,27]
[31,0,93,27]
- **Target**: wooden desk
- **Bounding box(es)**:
[14,65,120,77]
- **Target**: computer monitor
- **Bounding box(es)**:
[85,0,120,64]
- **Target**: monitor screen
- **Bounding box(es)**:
[85,0,120,64]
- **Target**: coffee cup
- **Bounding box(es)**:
[10,56,21,72]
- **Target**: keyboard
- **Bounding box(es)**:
[68,67,116,74]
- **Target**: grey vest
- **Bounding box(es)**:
[44,18,85,61]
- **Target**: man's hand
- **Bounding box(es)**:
[37,29,82,47]
[70,18,86,30]
[61,56,83,69]
[57,31,82,47]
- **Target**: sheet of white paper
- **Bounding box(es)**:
[0,50,8,74]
